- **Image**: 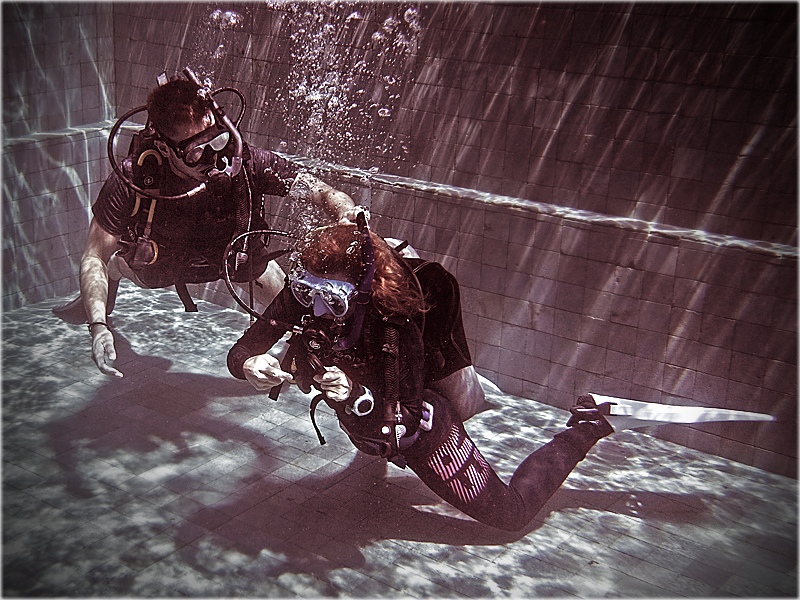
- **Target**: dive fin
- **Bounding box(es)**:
[588,393,775,430]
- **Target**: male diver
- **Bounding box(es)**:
[55,70,360,378]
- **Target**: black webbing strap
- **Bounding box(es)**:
[309,394,327,445]
[175,281,198,312]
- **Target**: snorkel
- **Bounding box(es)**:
[333,211,375,351]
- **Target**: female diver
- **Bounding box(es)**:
[227,219,613,531]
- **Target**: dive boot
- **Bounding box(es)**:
[566,394,615,438]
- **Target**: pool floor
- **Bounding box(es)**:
[3,281,797,597]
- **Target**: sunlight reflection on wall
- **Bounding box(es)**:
[3,4,115,306]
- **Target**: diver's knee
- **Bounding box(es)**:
[107,254,124,280]
[108,253,144,287]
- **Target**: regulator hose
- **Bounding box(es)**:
[107,105,208,201]
[229,168,253,273]
[222,229,297,320]
[107,82,247,202]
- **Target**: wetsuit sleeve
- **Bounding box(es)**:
[92,167,136,236]
[227,286,304,380]
[248,147,300,196]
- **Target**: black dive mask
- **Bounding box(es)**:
[163,122,231,168]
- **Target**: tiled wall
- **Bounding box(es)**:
[2,3,115,308]
[232,2,797,246]
[3,3,796,476]
[343,179,797,476]
[2,4,115,137]
[3,128,111,307]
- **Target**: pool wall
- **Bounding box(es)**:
[3,2,796,476]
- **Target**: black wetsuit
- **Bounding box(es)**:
[93,146,298,288]
[227,282,611,532]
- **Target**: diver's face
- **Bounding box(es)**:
[155,113,219,182]
[292,269,357,320]
[170,120,209,145]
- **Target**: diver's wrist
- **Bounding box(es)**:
[88,321,109,334]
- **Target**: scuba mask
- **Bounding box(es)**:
[284,212,375,351]
[289,268,356,318]
[164,122,231,168]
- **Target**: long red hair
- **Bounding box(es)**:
[298,224,426,318]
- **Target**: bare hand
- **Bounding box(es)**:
[243,353,292,391]
[91,327,122,378]
[314,365,352,402]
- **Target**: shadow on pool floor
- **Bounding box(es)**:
[3,282,797,597]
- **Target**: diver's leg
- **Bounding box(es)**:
[431,366,486,421]
[505,417,613,523]
[505,395,614,524]
[105,253,141,312]
[404,392,613,531]
[404,393,527,531]
[107,253,144,287]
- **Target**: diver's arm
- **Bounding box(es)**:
[250,148,358,222]
[227,287,299,380]
[292,172,357,223]
[80,219,123,377]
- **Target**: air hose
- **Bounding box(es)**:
[229,167,253,273]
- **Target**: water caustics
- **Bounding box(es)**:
[277,151,799,261]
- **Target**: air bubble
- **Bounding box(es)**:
[209,9,242,30]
